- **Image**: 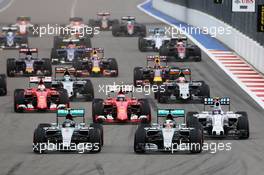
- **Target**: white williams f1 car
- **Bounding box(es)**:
[138,28,171,52]
[187,97,249,139]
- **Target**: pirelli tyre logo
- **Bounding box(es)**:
[257,5,264,32]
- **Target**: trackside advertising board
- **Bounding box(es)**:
[232,0,255,12]
[257,5,264,32]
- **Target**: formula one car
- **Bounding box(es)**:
[112,16,146,37]
[14,77,69,113]
[51,39,88,64]
[33,109,103,154]
[134,55,179,86]
[0,27,28,49]
[59,17,94,37]
[155,68,210,103]
[138,28,171,52]
[187,97,249,139]
[11,16,38,36]
[69,48,118,77]
[159,36,201,62]
[52,69,94,101]
[89,12,119,31]
[0,74,7,96]
[134,109,203,153]
[92,89,151,124]
[6,48,52,77]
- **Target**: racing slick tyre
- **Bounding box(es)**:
[88,19,96,27]
[159,45,169,57]
[139,25,147,37]
[138,99,151,124]
[156,90,168,103]
[92,99,104,123]
[81,37,92,48]
[42,58,52,76]
[111,19,119,26]
[50,48,58,64]
[186,112,202,130]
[6,58,16,77]
[193,47,202,62]
[0,74,7,96]
[108,58,118,76]
[58,89,70,107]
[133,67,143,86]
[53,36,62,49]
[138,37,147,52]
[112,24,120,36]
[236,111,249,139]
[20,36,28,47]
[33,127,47,154]
[134,124,148,153]
[84,80,94,101]
[89,128,102,153]
[14,89,25,113]
[198,82,210,100]
[37,123,51,128]
[90,123,104,146]
[189,128,203,153]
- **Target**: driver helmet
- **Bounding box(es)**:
[37,84,46,91]
[116,94,126,101]
[68,41,75,48]
[163,119,175,128]
[25,51,32,60]
[64,75,71,81]
[212,109,221,115]
[62,119,75,127]
[177,76,186,83]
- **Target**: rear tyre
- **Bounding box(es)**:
[138,99,151,124]
[138,37,147,52]
[6,58,16,77]
[112,24,120,36]
[90,123,104,146]
[84,80,94,101]
[14,89,25,113]
[92,99,104,123]
[0,74,7,96]
[133,67,143,86]
[236,111,249,139]
[89,129,102,153]
[58,89,69,107]
[33,127,47,154]
[108,58,118,76]
[134,125,147,153]
[189,128,203,153]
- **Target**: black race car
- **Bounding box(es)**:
[159,37,201,62]
[6,48,52,77]
[112,16,146,37]
[89,12,119,31]
[0,27,28,49]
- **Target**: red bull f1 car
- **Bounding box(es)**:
[14,77,69,113]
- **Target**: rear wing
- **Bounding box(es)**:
[57,109,85,123]
[148,28,165,34]
[204,97,230,110]
[29,76,52,84]
[121,16,135,21]
[85,48,104,57]
[54,67,76,78]
[147,55,167,66]
[2,26,17,31]
[97,12,110,16]
[62,38,80,43]
[19,48,38,53]
[17,16,31,21]
[157,109,185,123]
[69,17,83,22]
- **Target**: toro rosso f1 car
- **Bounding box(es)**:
[187,97,249,139]
[92,89,151,124]
[89,12,119,31]
[134,109,203,154]
[134,56,179,86]
[68,48,118,77]
[138,28,171,52]
[0,74,7,96]
[14,77,69,113]
[52,69,94,101]
[159,36,201,62]
[112,16,146,37]
[0,27,28,49]
[155,68,210,103]
[51,40,88,64]
[33,109,103,154]
[7,48,52,77]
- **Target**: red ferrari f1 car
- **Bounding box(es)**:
[92,89,151,124]
[14,77,69,112]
